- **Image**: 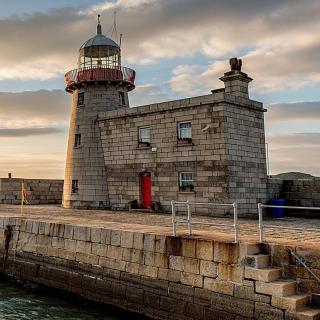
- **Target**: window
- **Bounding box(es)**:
[178,122,192,141]
[179,172,194,191]
[138,127,151,145]
[72,180,79,193]
[77,92,84,106]
[119,92,126,105]
[74,133,81,148]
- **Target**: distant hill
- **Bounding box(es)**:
[271,172,317,179]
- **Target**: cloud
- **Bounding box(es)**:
[0,90,70,128]
[0,127,63,137]
[267,132,320,176]
[266,101,320,122]
[130,83,173,106]
[0,0,319,94]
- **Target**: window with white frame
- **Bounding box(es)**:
[138,126,151,144]
[178,122,192,140]
[179,172,194,191]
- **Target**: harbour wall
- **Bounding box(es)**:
[0,178,63,205]
[0,216,319,319]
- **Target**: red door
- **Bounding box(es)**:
[141,174,152,209]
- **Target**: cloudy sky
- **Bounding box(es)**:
[0,0,319,178]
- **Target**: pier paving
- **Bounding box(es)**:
[0,204,319,247]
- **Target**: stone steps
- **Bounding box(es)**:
[244,266,282,282]
[256,279,297,296]
[245,250,320,319]
[295,307,320,320]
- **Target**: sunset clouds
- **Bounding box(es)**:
[0,0,319,177]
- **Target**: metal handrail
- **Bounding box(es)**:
[258,203,320,243]
[171,200,239,243]
[290,250,320,284]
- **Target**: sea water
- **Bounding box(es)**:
[0,278,145,319]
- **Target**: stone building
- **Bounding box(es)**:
[62,20,267,214]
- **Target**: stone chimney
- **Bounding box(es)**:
[220,57,252,99]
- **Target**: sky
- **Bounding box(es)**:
[0,0,319,178]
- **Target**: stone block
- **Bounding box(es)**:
[200,260,218,277]
[144,252,168,268]
[169,283,194,302]
[120,231,134,248]
[234,284,270,303]
[106,245,123,260]
[122,248,144,264]
[91,228,101,243]
[180,272,203,287]
[214,242,239,263]
[100,228,111,245]
[91,243,107,256]
[169,255,184,271]
[183,257,200,274]
[110,230,121,246]
[64,239,77,252]
[196,240,214,261]
[133,233,144,250]
[125,262,140,274]
[63,225,73,239]
[144,234,156,252]
[139,265,158,278]
[99,257,126,271]
[157,268,181,282]
[203,278,234,296]
[218,263,244,283]
[73,226,90,241]
[76,252,99,265]
[182,238,196,258]
[155,235,167,254]
[58,249,76,260]
[76,241,92,254]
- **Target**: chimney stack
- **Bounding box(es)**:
[220,57,252,99]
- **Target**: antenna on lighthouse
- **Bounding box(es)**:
[97,14,102,35]
[109,10,119,43]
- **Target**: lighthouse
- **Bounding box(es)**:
[62,16,136,209]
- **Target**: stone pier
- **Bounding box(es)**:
[0,205,319,319]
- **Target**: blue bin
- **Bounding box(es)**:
[272,198,285,218]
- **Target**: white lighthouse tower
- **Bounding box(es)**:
[62,16,136,209]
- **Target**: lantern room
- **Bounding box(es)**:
[64,16,136,92]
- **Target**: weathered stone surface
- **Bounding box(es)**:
[196,240,214,261]
[254,302,284,320]
[181,272,203,287]
[200,260,218,277]
[204,278,234,295]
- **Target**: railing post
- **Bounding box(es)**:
[187,200,192,236]
[233,202,239,243]
[258,203,264,243]
[171,200,177,236]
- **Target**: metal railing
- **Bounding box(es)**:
[258,203,320,243]
[290,250,320,284]
[171,200,239,243]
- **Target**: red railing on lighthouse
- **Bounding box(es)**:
[65,66,136,90]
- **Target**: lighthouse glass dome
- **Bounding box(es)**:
[78,24,121,69]
[64,19,136,92]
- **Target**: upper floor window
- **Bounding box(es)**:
[179,172,194,192]
[77,92,84,106]
[138,127,151,146]
[72,179,79,193]
[119,92,126,106]
[74,133,81,148]
[178,121,192,143]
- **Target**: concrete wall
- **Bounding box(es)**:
[98,91,267,214]
[0,178,63,204]
[0,217,318,319]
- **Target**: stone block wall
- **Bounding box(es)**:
[267,178,320,213]
[0,178,63,204]
[0,217,316,319]
[98,91,267,215]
